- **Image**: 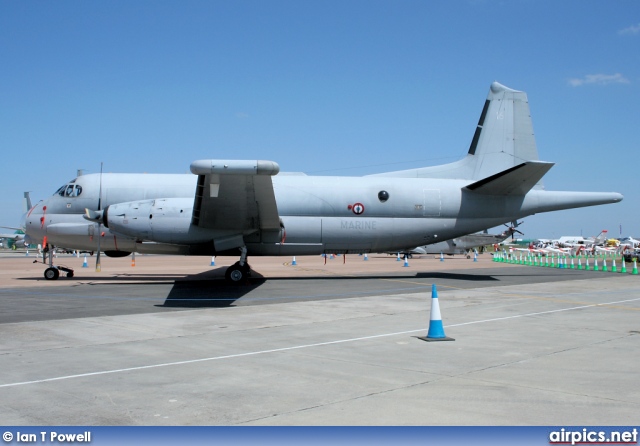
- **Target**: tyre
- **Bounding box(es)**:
[225,263,249,284]
[44,267,60,280]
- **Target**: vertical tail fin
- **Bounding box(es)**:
[467,82,540,180]
[23,192,32,213]
[372,82,543,183]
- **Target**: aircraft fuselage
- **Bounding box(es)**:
[25,172,620,257]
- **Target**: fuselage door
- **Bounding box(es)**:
[423,189,441,217]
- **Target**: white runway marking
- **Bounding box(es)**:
[1,296,638,389]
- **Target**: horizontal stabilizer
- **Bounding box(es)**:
[464,161,554,195]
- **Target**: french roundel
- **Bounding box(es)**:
[352,203,365,215]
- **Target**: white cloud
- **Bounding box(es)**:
[618,23,640,35]
[568,73,630,87]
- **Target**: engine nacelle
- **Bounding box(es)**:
[105,198,210,244]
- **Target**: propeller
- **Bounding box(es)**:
[83,209,103,223]
[96,162,103,272]
[81,164,106,271]
[504,220,525,241]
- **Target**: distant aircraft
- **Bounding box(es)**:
[522,229,618,257]
[405,225,521,258]
[24,82,623,281]
[619,237,640,249]
[0,229,27,249]
[1,192,33,249]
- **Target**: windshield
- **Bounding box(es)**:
[54,182,83,197]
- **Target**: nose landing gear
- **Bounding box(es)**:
[43,266,74,280]
[41,245,75,280]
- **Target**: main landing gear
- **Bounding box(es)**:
[41,245,75,280]
[224,246,251,284]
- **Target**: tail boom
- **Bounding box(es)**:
[522,190,623,214]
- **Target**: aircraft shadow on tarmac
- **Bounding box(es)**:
[162,279,266,308]
[159,270,504,308]
[160,266,591,309]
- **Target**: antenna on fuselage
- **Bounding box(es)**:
[95,162,103,273]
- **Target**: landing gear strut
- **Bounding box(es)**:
[224,246,251,284]
[42,245,74,280]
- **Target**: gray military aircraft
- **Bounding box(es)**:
[406,225,522,258]
[24,82,623,282]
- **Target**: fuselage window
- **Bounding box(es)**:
[56,185,66,197]
[66,185,74,197]
[74,185,83,197]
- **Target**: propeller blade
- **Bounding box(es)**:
[83,209,103,223]
[95,162,103,273]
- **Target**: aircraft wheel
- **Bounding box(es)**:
[225,263,250,284]
[466,254,471,259]
[44,267,60,281]
[67,271,74,278]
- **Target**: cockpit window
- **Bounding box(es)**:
[55,184,83,197]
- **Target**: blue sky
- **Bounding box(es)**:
[1,0,638,240]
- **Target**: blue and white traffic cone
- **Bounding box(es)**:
[82,255,88,268]
[418,284,455,342]
[403,256,409,267]
[473,250,478,262]
[364,253,368,261]
[210,256,215,266]
[292,256,297,266]
[397,253,402,262]
[440,252,444,262]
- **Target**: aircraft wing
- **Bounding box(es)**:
[464,161,554,195]
[0,233,23,239]
[189,160,281,234]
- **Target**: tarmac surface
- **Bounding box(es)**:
[0,250,638,425]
